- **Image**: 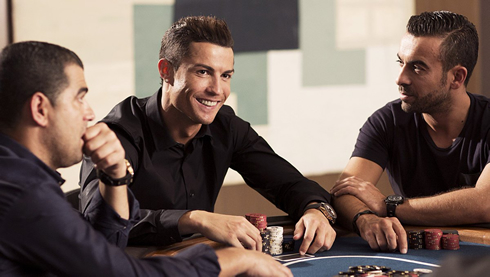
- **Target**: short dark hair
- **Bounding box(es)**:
[159,16,234,70]
[0,41,83,131]
[407,11,478,86]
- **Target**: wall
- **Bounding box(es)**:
[11,0,412,195]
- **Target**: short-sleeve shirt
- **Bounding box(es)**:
[352,92,490,198]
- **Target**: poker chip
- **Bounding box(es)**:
[424,229,443,250]
[441,233,460,250]
[407,230,424,249]
[246,213,267,231]
[334,265,427,276]
[267,226,283,255]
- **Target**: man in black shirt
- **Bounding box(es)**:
[80,16,336,255]
[331,11,489,254]
[0,41,291,276]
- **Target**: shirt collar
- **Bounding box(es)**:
[145,89,213,151]
[0,133,65,186]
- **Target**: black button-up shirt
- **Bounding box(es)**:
[80,89,332,245]
[0,133,220,276]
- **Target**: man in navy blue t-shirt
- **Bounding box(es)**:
[331,11,490,254]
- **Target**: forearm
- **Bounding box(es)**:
[397,187,490,225]
[332,194,372,231]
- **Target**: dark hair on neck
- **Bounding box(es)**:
[159,16,234,70]
[407,11,478,86]
[0,41,83,131]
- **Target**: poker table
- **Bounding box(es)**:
[126,220,490,276]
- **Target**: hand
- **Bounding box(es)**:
[180,211,262,251]
[83,123,127,179]
[356,213,407,254]
[293,209,336,255]
[331,176,387,216]
[216,247,293,277]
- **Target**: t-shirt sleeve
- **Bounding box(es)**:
[351,104,394,169]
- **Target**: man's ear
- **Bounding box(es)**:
[449,65,468,90]
[158,59,174,85]
[29,92,50,127]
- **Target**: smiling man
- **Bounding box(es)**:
[331,11,489,254]
[80,16,336,255]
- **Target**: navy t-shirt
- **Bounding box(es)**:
[352,92,490,198]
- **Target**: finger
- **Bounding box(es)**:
[384,228,399,252]
[298,224,316,255]
[293,220,305,240]
[306,228,325,254]
[393,221,408,254]
[364,232,381,252]
[323,226,336,250]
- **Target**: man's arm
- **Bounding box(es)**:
[229,115,335,254]
[333,159,490,226]
[396,163,490,225]
[332,157,407,253]
[83,123,130,219]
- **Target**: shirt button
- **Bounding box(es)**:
[190,193,195,197]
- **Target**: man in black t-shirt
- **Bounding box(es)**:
[331,11,490,254]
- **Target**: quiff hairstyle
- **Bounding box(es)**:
[407,11,478,86]
[159,16,234,70]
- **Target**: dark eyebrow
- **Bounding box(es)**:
[396,54,429,69]
[194,64,234,75]
[78,87,88,95]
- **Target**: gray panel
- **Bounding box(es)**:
[134,5,173,98]
[300,0,366,86]
[233,52,268,125]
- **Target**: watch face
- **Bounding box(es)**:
[387,195,404,203]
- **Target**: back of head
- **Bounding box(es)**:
[407,11,478,86]
[159,16,234,70]
[0,41,83,132]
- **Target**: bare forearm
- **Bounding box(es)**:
[333,194,371,231]
[397,187,490,225]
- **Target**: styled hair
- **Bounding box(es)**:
[159,16,234,70]
[0,41,83,131]
[407,11,478,86]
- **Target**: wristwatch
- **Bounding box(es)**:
[304,202,337,225]
[97,159,134,186]
[384,195,405,217]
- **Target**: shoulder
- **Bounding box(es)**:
[101,95,151,142]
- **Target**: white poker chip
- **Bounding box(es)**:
[414,268,433,274]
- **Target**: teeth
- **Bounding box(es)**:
[198,99,218,107]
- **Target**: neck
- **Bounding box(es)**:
[160,91,201,146]
[423,90,470,148]
[5,126,55,169]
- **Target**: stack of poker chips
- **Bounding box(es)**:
[267,226,284,255]
[408,230,425,249]
[245,213,267,231]
[245,213,271,254]
[334,265,432,276]
[407,229,460,251]
[424,229,443,250]
[441,233,460,250]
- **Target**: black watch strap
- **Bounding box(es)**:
[352,210,378,236]
[97,159,134,186]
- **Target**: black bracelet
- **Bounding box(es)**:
[352,210,378,236]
